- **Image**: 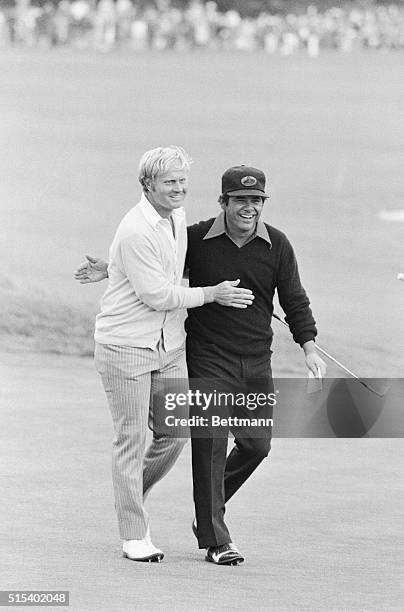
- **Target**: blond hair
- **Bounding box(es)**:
[138,146,193,191]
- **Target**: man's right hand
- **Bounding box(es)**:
[74,255,109,284]
[203,280,255,309]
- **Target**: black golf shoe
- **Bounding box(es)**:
[206,543,244,566]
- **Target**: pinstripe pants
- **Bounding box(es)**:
[94,340,188,540]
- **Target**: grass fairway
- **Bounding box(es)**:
[1,48,403,612]
[1,352,404,611]
[1,48,404,374]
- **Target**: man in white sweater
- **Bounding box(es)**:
[92,146,254,562]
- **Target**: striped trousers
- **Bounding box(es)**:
[95,340,188,540]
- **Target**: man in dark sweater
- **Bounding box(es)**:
[185,166,325,565]
[74,164,326,566]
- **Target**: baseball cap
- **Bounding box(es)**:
[221,165,269,198]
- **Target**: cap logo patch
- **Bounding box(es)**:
[241,176,257,187]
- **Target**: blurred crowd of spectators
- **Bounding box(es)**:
[1,0,403,54]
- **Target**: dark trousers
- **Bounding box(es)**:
[186,337,273,548]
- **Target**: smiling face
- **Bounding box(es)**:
[145,161,189,218]
[222,195,266,238]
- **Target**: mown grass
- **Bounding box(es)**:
[0,273,306,373]
[0,275,95,356]
[1,49,403,376]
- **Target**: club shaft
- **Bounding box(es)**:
[272,313,386,398]
[312,345,360,380]
[273,312,361,380]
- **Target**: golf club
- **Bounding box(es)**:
[272,313,388,398]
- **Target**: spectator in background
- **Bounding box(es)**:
[2,0,404,54]
[70,0,92,47]
[94,0,116,52]
[130,11,148,51]
[0,8,6,46]
[115,0,133,44]
[14,0,39,47]
[35,1,55,47]
[54,0,72,46]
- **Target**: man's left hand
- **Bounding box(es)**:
[305,351,327,378]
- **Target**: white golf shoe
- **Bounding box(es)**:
[122,530,164,563]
